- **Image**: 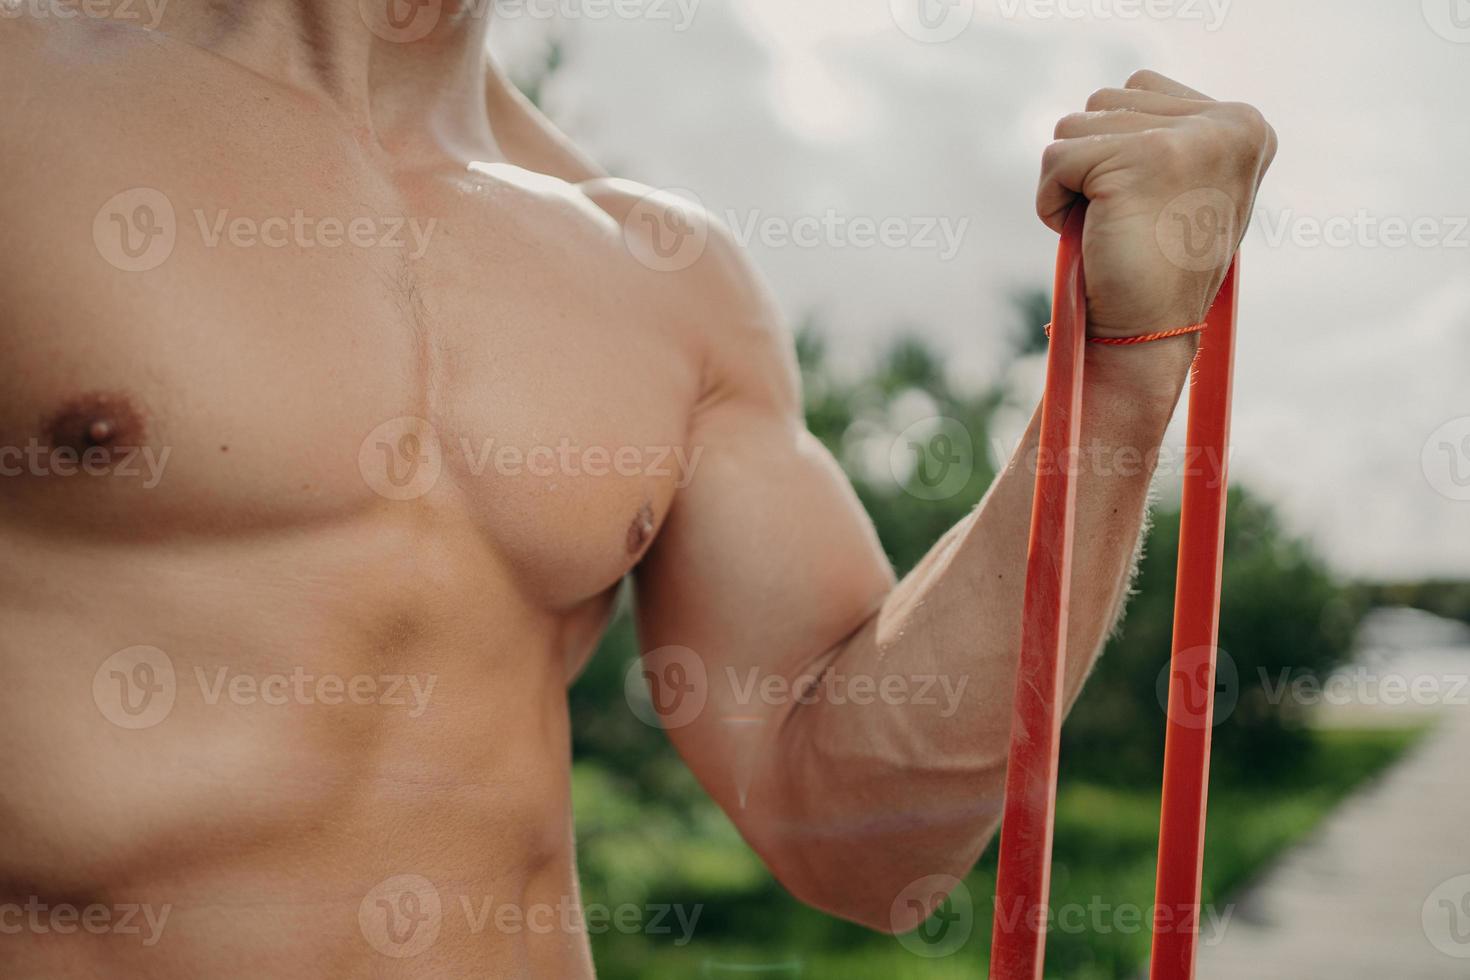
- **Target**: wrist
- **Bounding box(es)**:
[1082,332,1196,420]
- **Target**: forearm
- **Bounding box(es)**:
[760,338,1196,928]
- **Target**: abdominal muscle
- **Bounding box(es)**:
[0,520,604,980]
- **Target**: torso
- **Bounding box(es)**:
[0,18,702,978]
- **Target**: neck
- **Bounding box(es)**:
[153,1,498,160]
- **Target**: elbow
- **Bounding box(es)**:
[777,857,976,937]
[740,709,1007,934]
[757,821,997,937]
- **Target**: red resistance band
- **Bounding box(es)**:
[988,200,1239,980]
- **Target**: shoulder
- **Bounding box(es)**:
[0,14,171,164]
[0,9,159,84]
[0,13,60,109]
[0,15,147,234]
[575,178,802,416]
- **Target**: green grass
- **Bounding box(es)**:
[579,725,1431,980]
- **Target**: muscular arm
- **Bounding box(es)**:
[633,232,1192,930]
[624,71,1274,931]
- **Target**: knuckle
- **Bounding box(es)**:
[1226,102,1271,143]
[1053,112,1088,138]
[1125,68,1159,89]
[1216,102,1277,167]
[1138,127,1175,153]
[1040,139,1067,172]
[1085,87,1118,112]
[1217,103,1275,151]
[1139,127,1188,168]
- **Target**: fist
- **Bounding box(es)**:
[1038,70,1277,339]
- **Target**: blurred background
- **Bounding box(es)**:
[489,1,1470,976]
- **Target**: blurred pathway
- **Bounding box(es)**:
[1194,704,1470,979]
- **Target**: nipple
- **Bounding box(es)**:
[43,392,145,454]
[626,502,656,555]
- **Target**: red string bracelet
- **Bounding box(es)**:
[1043,321,1208,346]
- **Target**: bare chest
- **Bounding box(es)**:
[0,143,698,608]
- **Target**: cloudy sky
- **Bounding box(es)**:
[491,0,1470,580]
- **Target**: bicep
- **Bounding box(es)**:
[632,389,894,811]
[601,183,893,814]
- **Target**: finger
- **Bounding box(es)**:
[1054,110,1176,139]
[1124,68,1214,101]
[1085,87,1208,115]
[1036,133,1139,233]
